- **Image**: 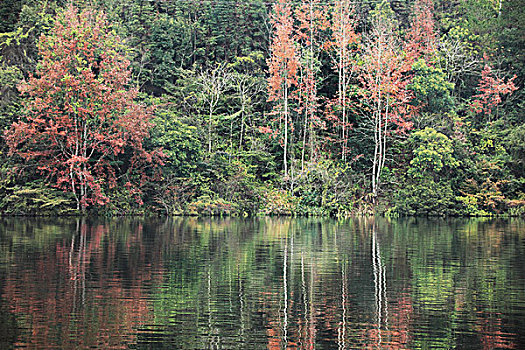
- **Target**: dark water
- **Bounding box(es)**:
[0,217,524,349]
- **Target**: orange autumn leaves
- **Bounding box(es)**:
[265,0,430,190]
[4,6,163,211]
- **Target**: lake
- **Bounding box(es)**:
[0,217,524,349]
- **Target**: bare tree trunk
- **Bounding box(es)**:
[372,33,383,201]
[208,106,213,154]
[309,0,315,164]
[301,66,307,172]
[378,97,389,188]
[302,105,308,172]
[372,123,377,198]
[284,84,289,177]
[341,4,347,163]
[239,102,245,152]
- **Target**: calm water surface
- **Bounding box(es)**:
[0,217,524,349]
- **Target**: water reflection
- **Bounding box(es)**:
[372,223,387,348]
[0,217,523,349]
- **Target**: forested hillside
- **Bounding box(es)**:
[0,0,523,216]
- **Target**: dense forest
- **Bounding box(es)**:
[0,0,523,216]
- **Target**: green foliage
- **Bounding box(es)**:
[409,59,454,114]
[0,60,22,135]
[370,1,398,28]
[185,195,235,216]
[408,127,459,178]
[504,124,525,175]
[151,107,202,177]
[0,0,523,217]
[0,164,74,215]
[394,180,462,216]
[393,123,525,216]
[393,127,464,216]
[292,160,367,217]
[0,0,22,33]
[0,0,60,73]
[197,155,263,216]
[466,125,512,186]
[455,179,506,216]
[262,188,298,216]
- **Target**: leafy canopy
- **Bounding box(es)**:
[4,6,163,211]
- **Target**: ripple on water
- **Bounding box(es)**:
[0,217,524,349]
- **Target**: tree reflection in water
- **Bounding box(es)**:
[0,217,522,349]
[2,219,161,349]
[372,222,388,348]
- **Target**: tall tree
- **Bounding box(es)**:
[405,0,437,60]
[325,0,359,162]
[4,6,163,212]
[230,70,265,153]
[267,0,299,176]
[470,63,517,123]
[196,64,232,155]
[294,0,328,170]
[361,4,414,200]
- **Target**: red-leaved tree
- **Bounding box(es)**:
[361,4,414,200]
[294,0,328,170]
[405,0,437,61]
[4,6,163,212]
[470,63,517,122]
[266,0,299,177]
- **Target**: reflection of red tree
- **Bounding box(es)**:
[262,288,302,349]
[358,289,413,350]
[264,259,354,349]
[387,291,414,349]
[267,325,282,349]
[260,289,282,349]
[476,312,516,350]
[3,221,163,349]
